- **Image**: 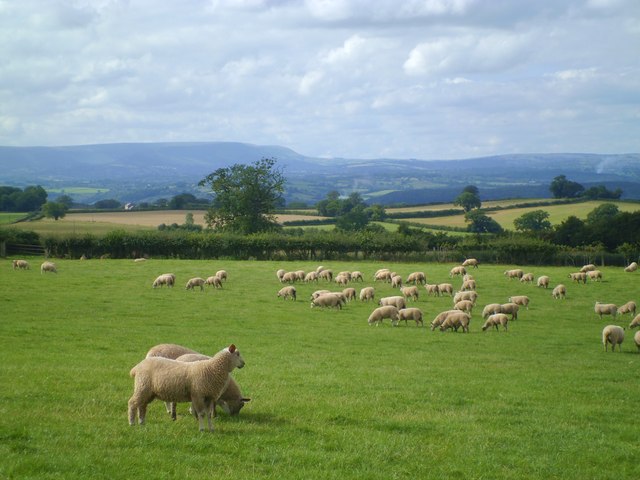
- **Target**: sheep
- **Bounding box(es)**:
[430,310,459,331]
[215,270,228,282]
[628,314,640,330]
[624,262,638,273]
[586,270,603,282]
[337,271,352,281]
[453,290,478,305]
[281,271,297,283]
[310,289,331,300]
[204,275,223,289]
[460,279,476,291]
[635,331,640,352]
[440,311,471,333]
[462,274,475,282]
[580,264,597,272]
[537,275,550,289]
[449,265,466,277]
[400,286,419,302]
[311,293,343,309]
[153,273,175,288]
[374,270,392,282]
[145,343,201,360]
[186,277,206,291]
[128,344,246,431]
[617,301,636,316]
[40,261,57,274]
[315,265,326,274]
[504,269,524,279]
[373,268,390,278]
[390,275,403,289]
[482,303,503,319]
[342,287,356,302]
[134,257,147,262]
[454,299,474,314]
[594,302,618,319]
[334,274,349,286]
[350,271,364,282]
[359,287,375,302]
[367,305,400,326]
[425,284,440,296]
[438,283,454,296]
[499,303,519,320]
[294,270,306,281]
[318,269,333,281]
[397,307,424,327]
[508,295,530,310]
[276,269,286,281]
[277,286,297,301]
[12,259,30,270]
[379,295,407,310]
[406,271,426,285]
[462,258,479,268]
[304,271,319,283]
[482,313,510,332]
[568,272,587,284]
[602,325,624,352]
[520,273,534,284]
[552,284,566,299]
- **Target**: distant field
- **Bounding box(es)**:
[46,187,110,195]
[386,198,553,214]
[0,213,26,225]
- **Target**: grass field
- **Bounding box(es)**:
[1,258,639,479]
[0,213,27,225]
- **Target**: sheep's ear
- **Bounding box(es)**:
[228,344,236,353]
[241,397,251,403]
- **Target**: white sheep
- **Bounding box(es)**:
[437,283,454,296]
[397,307,424,327]
[186,277,206,291]
[336,271,352,281]
[367,305,400,326]
[617,301,636,316]
[294,270,306,281]
[635,331,640,352]
[373,268,390,278]
[400,286,419,302]
[449,265,466,277]
[40,261,57,274]
[430,310,459,331]
[462,258,479,268]
[482,303,503,319]
[281,271,297,283]
[462,274,474,282]
[552,284,566,299]
[504,269,524,279]
[310,293,343,309]
[537,275,550,289]
[499,303,519,320]
[215,270,228,282]
[128,344,245,431]
[425,284,440,296]
[454,299,474,314]
[12,259,30,270]
[568,272,587,284]
[440,311,471,333]
[520,273,534,284]
[134,257,147,262]
[304,271,319,282]
[406,271,426,285]
[205,275,223,289]
[586,270,603,282]
[334,274,349,286]
[342,287,357,302]
[460,279,476,291]
[580,264,596,272]
[628,314,640,330]
[379,295,407,310]
[145,343,201,360]
[310,289,331,300]
[277,286,297,301]
[276,269,286,281]
[390,275,403,289]
[594,302,618,319]
[602,325,624,352]
[153,273,176,288]
[350,271,364,282]
[359,287,375,302]
[319,269,333,281]
[482,313,510,332]
[624,262,638,273]
[453,290,478,305]
[508,295,530,310]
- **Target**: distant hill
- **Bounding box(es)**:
[1,143,638,205]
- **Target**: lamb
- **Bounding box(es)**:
[277,286,297,301]
[367,305,400,326]
[378,295,407,310]
[624,262,638,273]
[304,271,319,283]
[400,286,419,301]
[602,325,624,352]
[350,271,364,282]
[205,275,223,289]
[359,287,375,302]
[617,301,636,316]
[12,259,30,270]
[580,264,596,272]
[552,284,566,299]
[453,291,478,305]
[482,303,503,319]
[504,269,524,279]
[460,279,476,291]
[586,270,603,282]
[215,270,228,282]
[628,314,640,330]
[568,272,587,284]
[276,269,286,281]
[449,265,466,277]
[128,344,246,431]
[40,261,57,274]
[508,295,530,309]
[594,302,618,319]
[454,299,474,314]
[440,311,471,333]
[635,331,640,352]
[406,271,426,285]
[537,275,550,289]
[425,284,440,296]
[153,273,175,288]
[390,275,403,289]
[281,271,297,283]
[482,313,509,332]
[311,293,343,309]
[437,283,454,296]
[430,310,459,331]
[342,287,357,302]
[318,269,333,281]
[520,273,534,284]
[397,307,424,327]
[186,277,206,291]
[334,274,349,286]
[499,303,519,320]
[461,258,479,268]
[310,289,331,300]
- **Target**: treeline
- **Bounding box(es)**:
[0,186,47,212]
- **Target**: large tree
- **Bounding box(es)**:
[454,190,481,213]
[465,210,503,233]
[513,210,552,233]
[549,175,584,198]
[198,157,285,234]
[42,201,68,220]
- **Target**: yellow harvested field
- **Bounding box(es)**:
[386,198,553,214]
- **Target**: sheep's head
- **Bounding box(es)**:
[227,344,245,369]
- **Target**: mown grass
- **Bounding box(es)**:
[0,213,27,225]
[1,258,639,479]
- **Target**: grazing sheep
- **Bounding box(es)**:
[425,284,440,296]
[185,277,206,291]
[134,257,147,262]
[277,286,297,301]
[319,269,333,281]
[310,289,331,300]
[537,275,550,289]
[342,287,357,302]
[602,325,624,352]
[153,273,175,288]
[374,268,390,278]
[624,262,638,273]
[440,311,471,333]
[204,275,223,289]
[359,287,375,302]
[374,270,393,282]
[334,274,349,286]
[128,344,246,431]
[276,269,286,281]
[294,270,306,281]
[215,270,228,282]
[482,313,510,332]
[520,273,534,284]
[430,310,459,331]
[12,259,30,270]
[315,265,326,274]
[628,314,640,330]
[460,279,476,291]
[311,293,343,309]
[401,286,419,302]
[454,299,474,314]
[350,271,364,282]
[40,261,57,274]
[304,271,319,283]
[635,331,640,351]
[504,269,524,279]
[568,272,587,284]
[449,265,466,277]
[552,284,566,299]
[586,270,603,282]
[482,303,503,319]
[146,343,201,360]
[462,274,475,282]
[438,283,454,296]
[594,302,617,319]
[337,271,352,281]
[367,305,400,326]
[390,275,403,289]
[580,264,596,273]
[397,307,424,327]
[406,271,426,285]
[379,296,407,310]
[281,271,297,283]
[499,303,519,320]
[508,295,530,309]
[617,301,636,316]
[453,291,478,305]
[462,258,479,268]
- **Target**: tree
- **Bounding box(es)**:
[94,199,121,209]
[198,157,285,234]
[454,191,481,213]
[582,185,622,200]
[586,203,619,224]
[553,216,588,247]
[465,210,503,233]
[513,210,552,233]
[462,185,479,196]
[42,201,68,220]
[549,175,584,198]
[335,204,369,232]
[56,195,74,208]
[169,193,198,209]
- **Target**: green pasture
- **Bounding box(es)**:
[10,218,154,236]
[1,258,639,479]
[0,213,27,225]
[46,187,110,195]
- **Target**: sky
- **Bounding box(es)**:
[1,0,639,160]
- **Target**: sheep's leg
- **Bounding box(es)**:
[128,399,137,425]
[138,403,147,424]
[170,402,177,421]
